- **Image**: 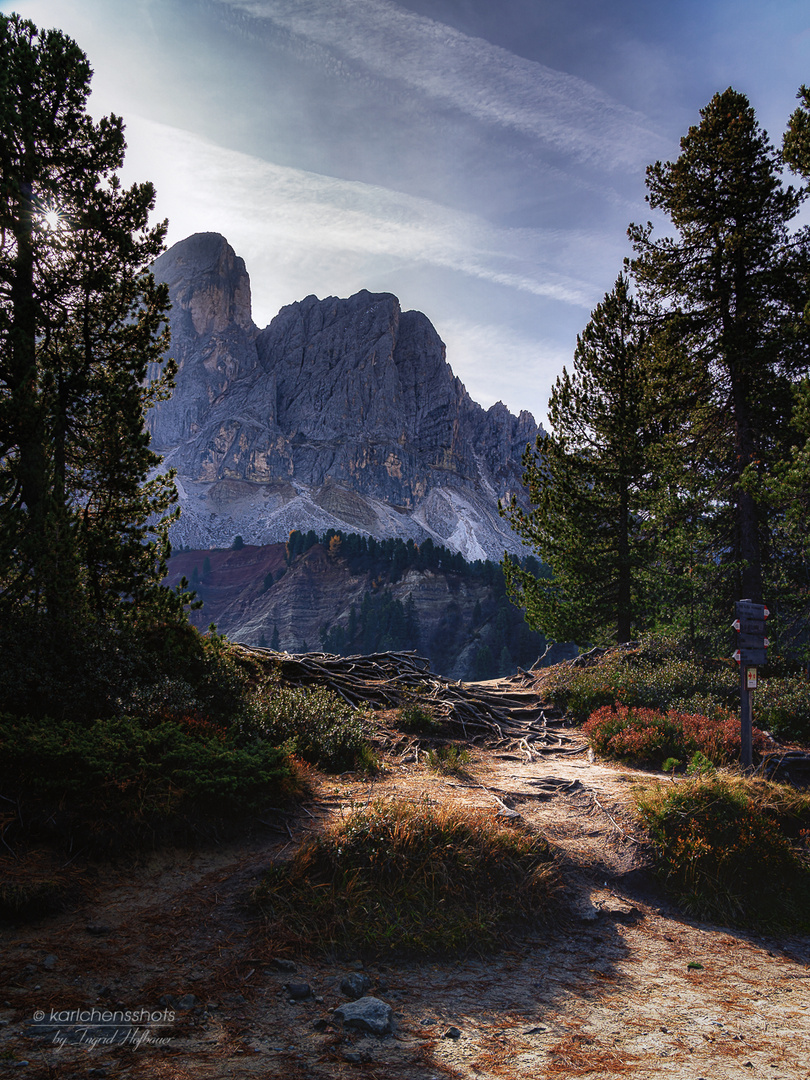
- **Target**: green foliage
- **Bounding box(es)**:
[504,89,810,652]
[635,777,810,929]
[686,750,716,777]
[754,675,810,741]
[253,685,374,772]
[539,642,739,722]
[784,84,810,180]
[254,799,562,956]
[399,703,443,734]
[0,13,183,625]
[630,87,810,614]
[501,275,652,644]
[584,703,762,768]
[425,744,472,775]
[0,711,296,852]
[0,612,253,730]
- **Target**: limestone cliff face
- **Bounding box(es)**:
[148,233,259,447]
[148,233,541,560]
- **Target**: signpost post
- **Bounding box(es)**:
[731,600,769,770]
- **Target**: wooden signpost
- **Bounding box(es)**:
[732,600,769,770]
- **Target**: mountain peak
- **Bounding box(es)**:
[149,235,539,560]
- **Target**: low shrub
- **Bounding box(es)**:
[634,776,810,929]
[254,798,562,956]
[0,613,255,732]
[542,642,738,723]
[754,677,810,742]
[254,685,374,772]
[399,703,443,734]
[425,744,472,775]
[542,639,810,750]
[584,703,766,768]
[0,712,298,852]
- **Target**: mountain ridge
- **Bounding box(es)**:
[148,232,540,560]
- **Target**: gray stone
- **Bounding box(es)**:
[340,972,372,1000]
[85,924,112,937]
[177,994,197,1010]
[332,996,393,1036]
[443,1026,462,1040]
[286,982,312,1000]
[269,958,297,973]
[42,955,57,970]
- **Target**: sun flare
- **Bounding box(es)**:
[41,208,63,231]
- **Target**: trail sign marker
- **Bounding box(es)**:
[732,600,769,770]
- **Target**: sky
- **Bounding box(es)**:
[4,0,810,424]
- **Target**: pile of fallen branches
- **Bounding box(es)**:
[235,645,584,753]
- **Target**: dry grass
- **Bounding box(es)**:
[543,1032,639,1076]
[253,796,563,957]
[634,773,810,929]
[470,1029,534,1076]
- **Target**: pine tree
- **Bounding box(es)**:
[0,13,179,622]
[784,85,810,180]
[629,88,810,609]
[500,274,652,644]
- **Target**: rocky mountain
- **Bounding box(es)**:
[166,534,549,681]
[148,233,540,561]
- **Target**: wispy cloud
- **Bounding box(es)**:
[122,116,604,325]
[221,0,665,171]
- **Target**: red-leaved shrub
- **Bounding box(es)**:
[584,703,766,766]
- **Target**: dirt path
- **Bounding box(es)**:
[2,743,809,1079]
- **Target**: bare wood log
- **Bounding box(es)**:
[234,644,575,742]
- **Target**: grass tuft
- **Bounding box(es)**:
[425,744,472,775]
[254,798,563,956]
[634,774,810,930]
[399,703,443,734]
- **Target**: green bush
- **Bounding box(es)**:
[584,703,765,768]
[0,712,296,851]
[542,643,738,722]
[254,798,561,956]
[755,677,810,741]
[425,744,472,774]
[0,613,254,731]
[254,685,374,772]
[634,776,810,929]
[399,703,443,734]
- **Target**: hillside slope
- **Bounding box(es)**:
[167,533,547,681]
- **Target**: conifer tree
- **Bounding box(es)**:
[0,13,179,622]
[500,274,651,644]
[629,88,810,609]
[784,85,810,180]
